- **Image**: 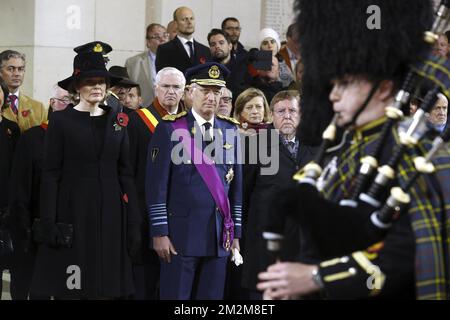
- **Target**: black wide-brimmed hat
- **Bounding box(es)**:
[108,66,139,88]
[58,52,122,90]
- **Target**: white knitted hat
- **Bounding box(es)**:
[259,28,281,52]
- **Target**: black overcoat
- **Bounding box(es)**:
[241,125,317,291]
[155,37,211,73]
[31,105,141,298]
[0,117,20,208]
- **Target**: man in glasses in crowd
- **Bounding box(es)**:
[221,17,247,60]
[126,23,169,107]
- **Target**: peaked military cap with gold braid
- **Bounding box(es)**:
[185,62,230,87]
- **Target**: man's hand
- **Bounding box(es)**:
[152,236,178,263]
[231,238,240,252]
[257,262,320,300]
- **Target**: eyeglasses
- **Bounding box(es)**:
[148,33,170,41]
[220,97,232,103]
[274,109,299,117]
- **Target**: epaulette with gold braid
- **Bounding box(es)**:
[216,114,240,125]
[162,111,188,121]
[107,90,119,100]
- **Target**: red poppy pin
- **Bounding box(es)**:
[114,112,129,131]
[122,193,129,203]
[199,57,206,64]
[21,110,31,117]
[73,68,81,76]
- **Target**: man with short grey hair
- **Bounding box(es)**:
[0,50,46,132]
[126,67,185,300]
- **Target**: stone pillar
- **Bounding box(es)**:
[1,0,147,104]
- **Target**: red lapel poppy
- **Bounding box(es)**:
[21,110,31,117]
[117,112,129,127]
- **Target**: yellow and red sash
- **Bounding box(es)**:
[40,120,49,130]
[136,108,159,133]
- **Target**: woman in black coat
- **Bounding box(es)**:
[30,52,141,299]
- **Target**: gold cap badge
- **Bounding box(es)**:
[208,65,220,79]
[93,43,103,53]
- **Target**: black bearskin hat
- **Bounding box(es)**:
[296,0,434,145]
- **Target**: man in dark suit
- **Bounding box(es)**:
[240,90,316,299]
[208,29,248,104]
[146,62,242,300]
[155,6,211,73]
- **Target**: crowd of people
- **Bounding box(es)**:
[0,0,449,300]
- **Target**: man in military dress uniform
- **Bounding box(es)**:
[127,67,185,299]
[145,62,242,299]
[258,0,450,300]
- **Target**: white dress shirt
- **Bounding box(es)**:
[191,108,214,139]
[177,35,195,58]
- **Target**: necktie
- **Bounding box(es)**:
[287,141,297,158]
[203,122,212,143]
[8,95,18,115]
[203,122,214,157]
[186,41,194,62]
